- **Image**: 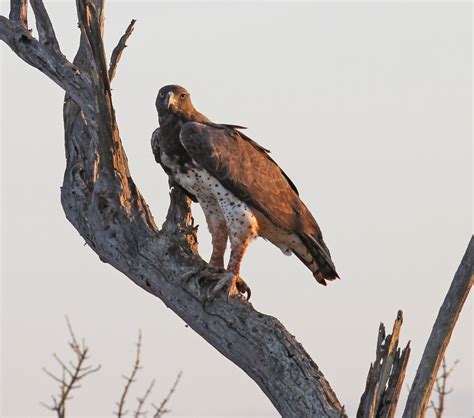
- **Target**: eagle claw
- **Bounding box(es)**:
[183,266,221,291]
[183,266,251,301]
[207,273,251,302]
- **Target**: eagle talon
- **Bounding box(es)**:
[235,275,251,300]
[206,274,251,302]
[183,265,228,297]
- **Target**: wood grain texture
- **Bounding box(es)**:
[29,0,60,50]
[9,0,27,29]
[357,311,411,418]
[108,19,136,82]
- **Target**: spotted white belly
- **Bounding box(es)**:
[163,156,317,273]
[173,167,259,243]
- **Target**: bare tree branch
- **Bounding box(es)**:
[30,0,60,50]
[116,331,143,417]
[114,332,181,417]
[74,0,110,91]
[134,379,155,418]
[43,367,68,385]
[357,311,411,418]
[42,323,180,417]
[42,317,101,418]
[0,16,95,120]
[426,357,459,418]
[9,0,27,29]
[152,372,182,418]
[403,236,473,417]
[109,19,136,82]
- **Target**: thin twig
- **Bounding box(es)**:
[41,317,101,418]
[152,372,182,418]
[426,357,459,418]
[108,19,136,82]
[116,330,143,417]
[134,379,156,418]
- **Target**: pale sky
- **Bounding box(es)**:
[1,1,472,417]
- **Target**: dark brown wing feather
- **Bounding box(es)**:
[179,122,318,235]
[179,122,338,280]
[201,122,300,195]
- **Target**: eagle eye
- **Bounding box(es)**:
[159,91,165,98]
[180,93,187,100]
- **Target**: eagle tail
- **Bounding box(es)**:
[297,234,339,286]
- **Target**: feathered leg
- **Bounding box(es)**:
[206,206,258,300]
[225,234,253,298]
[183,195,229,294]
[206,215,228,270]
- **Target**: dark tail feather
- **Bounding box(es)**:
[298,233,339,285]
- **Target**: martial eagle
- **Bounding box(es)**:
[152,85,339,299]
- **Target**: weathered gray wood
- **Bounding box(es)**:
[377,340,410,418]
[0,17,96,120]
[357,311,411,418]
[1,3,346,417]
[108,19,136,82]
[402,237,473,418]
[9,0,27,29]
[29,0,60,50]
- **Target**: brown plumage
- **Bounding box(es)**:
[152,84,338,298]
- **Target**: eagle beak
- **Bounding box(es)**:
[166,91,176,109]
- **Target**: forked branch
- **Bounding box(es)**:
[42,320,180,418]
[114,331,181,418]
[427,357,459,418]
[41,317,101,418]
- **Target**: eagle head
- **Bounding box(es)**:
[156,85,195,118]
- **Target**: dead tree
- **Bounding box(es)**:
[1,2,472,417]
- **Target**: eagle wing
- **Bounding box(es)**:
[180,122,338,280]
[180,122,315,230]
[179,122,337,271]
